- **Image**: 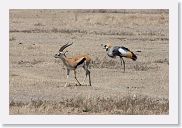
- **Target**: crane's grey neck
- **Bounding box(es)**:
[107,47,114,58]
[106,47,111,51]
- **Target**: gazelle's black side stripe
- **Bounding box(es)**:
[75,58,86,68]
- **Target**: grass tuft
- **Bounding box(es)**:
[10,95,169,115]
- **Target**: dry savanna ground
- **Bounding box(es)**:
[9,9,169,115]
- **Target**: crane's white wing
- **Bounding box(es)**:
[118,48,127,55]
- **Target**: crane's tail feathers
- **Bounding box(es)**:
[131,52,137,61]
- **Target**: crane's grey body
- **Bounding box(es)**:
[102,43,137,72]
[107,46,128,58]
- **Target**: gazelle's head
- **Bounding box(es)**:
[54,42,73,58]
[101,42,112,51]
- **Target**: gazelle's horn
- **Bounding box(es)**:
[59,42,73,52]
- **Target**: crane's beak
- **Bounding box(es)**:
[54,54,59,58]
[101,44,107,49]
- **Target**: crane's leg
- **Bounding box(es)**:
[88,69,91,86]
[65,69,70,87]
[122,57,125,72]
[74,70,81,86]
[119,57,123,66]
[120,57,125,72]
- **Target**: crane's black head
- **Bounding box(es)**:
[101,43,112,51]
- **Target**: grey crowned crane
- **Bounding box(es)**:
[102,43,137,72]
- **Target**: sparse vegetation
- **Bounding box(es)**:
[34,22,44,26]
[154,58,169,64]
[10,95,168,115]
[9,36,16,41]
[9,28,135,36]
[134,64,149,71]
[18,59,43,67]
[91,57,125,69]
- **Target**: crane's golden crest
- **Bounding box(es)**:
[106,42,112,48]
[102,42,137,72]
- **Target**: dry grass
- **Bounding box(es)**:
[154,58,169,64]
[9,36,16,41]
[91,57,119,69]
[34,22,44,26]
[10,95,168,115]
[134,64,150,71]
[9,28,134,36]
[51,9,168,14]
[17,59,43,67]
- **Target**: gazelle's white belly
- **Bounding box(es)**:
[66,61,85,70]
[76,62,85,68]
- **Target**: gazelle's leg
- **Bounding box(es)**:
[82,64,91,86]
[82,65,87,85]
[74,70,81,86]
[65,69,70,87]
[87,69,91,86]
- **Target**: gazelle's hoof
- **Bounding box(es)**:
[64,83,69,87]
[76,83,81,86]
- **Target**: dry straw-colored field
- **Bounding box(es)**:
[9,9,169,115]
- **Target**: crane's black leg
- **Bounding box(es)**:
[122,57,125,72]
[120,57,125,72]
[119,57,123,66]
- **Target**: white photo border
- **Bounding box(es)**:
[0,0,178,124]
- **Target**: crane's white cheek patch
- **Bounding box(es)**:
[118,48,127,55]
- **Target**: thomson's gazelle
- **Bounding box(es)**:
[54,42,91,87]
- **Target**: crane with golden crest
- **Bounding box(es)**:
[102,42,137,72]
